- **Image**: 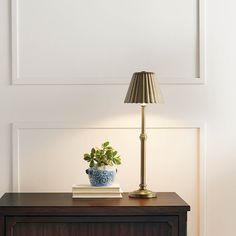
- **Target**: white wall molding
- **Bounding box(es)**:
[11,0,206,85]
[199,0,206,84]
[12,121,206,236]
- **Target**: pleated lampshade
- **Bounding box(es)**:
[124,71,163,104]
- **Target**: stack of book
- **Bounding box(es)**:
[72,184,122,198]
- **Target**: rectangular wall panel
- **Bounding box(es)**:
[12,123,205,236]
[12,0,205,84]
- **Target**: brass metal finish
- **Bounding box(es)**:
[140,104,147,190]
[124,71,163,104]
[129,189,157,198]
[129,105,157,198]
[125,71,163,199]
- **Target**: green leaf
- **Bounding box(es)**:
[113,156,121,165]
[83,153,90,161]
[96,150,102,159]
[103,141,109,147]
[84,141,121,167]
[90,148,96,158]
[106,150,111,156]
[116,159,121,165]
[89,160,95,167]
[91,148,95,154]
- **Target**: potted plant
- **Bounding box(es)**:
[83,141,121,186]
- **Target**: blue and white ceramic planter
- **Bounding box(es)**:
[86,166,117,186]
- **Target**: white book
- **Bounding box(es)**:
[72,184,122,193]
[72,192,122,199]
[72,184,121,189]
[72,190,122,194]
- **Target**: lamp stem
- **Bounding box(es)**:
[140,104,147,190]
[128,104,157,198]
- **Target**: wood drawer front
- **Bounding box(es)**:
[6,216,179,236]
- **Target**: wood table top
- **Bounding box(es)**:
[0,192,190,210]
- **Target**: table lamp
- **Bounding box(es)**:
[124,71,163,198]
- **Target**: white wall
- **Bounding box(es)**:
[1,0,236,236]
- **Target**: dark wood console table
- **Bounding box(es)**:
[0,192,190,236]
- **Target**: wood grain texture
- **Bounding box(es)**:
[0,192,190,236]
[0,215,4,236]
[178,212,188,236]
[7,216,178,236]
[0,192,189,207]
[9,223,175,236]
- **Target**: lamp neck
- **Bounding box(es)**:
[141,104,146,135]
[139,104,147,190]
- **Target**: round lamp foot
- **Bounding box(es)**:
[129,189,157,198]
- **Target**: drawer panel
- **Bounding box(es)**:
[6,216,178,236]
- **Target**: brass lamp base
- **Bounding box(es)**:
[129,189,157,198]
